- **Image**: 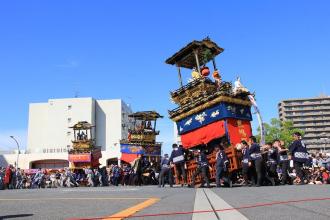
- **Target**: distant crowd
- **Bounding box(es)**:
[0,158,160,190]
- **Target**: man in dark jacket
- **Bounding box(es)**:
[241,140,251,186]
[170,144,187,186]
[192,150,211,188]
[158,154,173,187]
[275,140,290,185]
[289,132,309,185]
[249,136,263,187]
[215,145,231,187]
[264,142,277,186]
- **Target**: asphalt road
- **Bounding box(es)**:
[0,185,330,220]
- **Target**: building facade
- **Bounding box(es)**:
[278,96,330,151]
[0,97,133,169]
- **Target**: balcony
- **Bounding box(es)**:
[294,122,330,128]
[283,106,330,112]
[290,117,330,122]
[304,127,330,132]
[285,112,330,118]
[304,133,330,138]
[282,100,330,107]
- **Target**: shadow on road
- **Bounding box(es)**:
[0,214,34,219]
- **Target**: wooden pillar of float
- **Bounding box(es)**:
[212,58,217,70]
[176,64,183,88]
[193,50,201,74]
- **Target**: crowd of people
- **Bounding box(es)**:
[0,157,160,190]
[165,132,330,188]
[1,132,330,190]
[237,133,330,187]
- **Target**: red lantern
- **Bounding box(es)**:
[201,67,210,77]
[213,70,220,80]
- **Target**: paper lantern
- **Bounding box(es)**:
[201,67,210,76]
[213,70,220,79]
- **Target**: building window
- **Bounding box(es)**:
[68,118,72,123]
[67,131,71,136]
[68,105,72,110]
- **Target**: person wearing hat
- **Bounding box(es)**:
[158,153,173,187]
[289,132,309,185]
[191,149,211,188]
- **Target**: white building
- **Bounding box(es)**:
[0,97,133,169]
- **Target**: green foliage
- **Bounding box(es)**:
[257,118,304,148]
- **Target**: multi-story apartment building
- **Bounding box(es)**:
[278,96,330,151]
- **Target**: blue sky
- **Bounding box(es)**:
[0,1,329,153]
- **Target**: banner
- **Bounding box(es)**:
[176,103,252,135]
[68,153,91,162]
[121,153,139,164]
[181,120,226,148]
[226,119,252,145]
[120,144,161,156]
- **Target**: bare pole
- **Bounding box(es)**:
[10,136,20,168]
[193,50,201,74]
[176,64,183,87]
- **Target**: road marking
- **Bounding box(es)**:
[204,188,249,220]
[62,188,138,192]
[0,197,149,201]
[103,198,160,220]
[192,189,218,220]
[193,188,249,220]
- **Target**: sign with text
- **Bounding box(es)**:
[68,153,91,162]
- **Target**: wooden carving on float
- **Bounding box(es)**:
[68,121,102,169]
[119,111,163,163]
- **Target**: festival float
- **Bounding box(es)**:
[68,121,102,169]
[165,38,261,184]
[120,111,163,163]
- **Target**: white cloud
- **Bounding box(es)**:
[0,129,27,152]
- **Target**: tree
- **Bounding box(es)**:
[257,118,304,148]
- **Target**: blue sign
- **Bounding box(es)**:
[120,144,161,156]
[177,103,252,135]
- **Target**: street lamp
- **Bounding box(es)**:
[10,136,20,168]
